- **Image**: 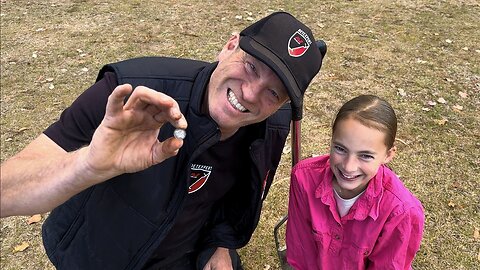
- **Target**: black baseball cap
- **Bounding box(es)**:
[239,11,325,120]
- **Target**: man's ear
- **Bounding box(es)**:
[217,32,240,61]
[383,145,397,164]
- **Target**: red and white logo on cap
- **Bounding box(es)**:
[288,29,312,57]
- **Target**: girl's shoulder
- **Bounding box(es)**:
[291,154,332,188]
[380,166,424,217]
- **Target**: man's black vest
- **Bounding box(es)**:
[42,57,291,270]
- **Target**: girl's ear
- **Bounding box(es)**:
[383,145,397,164]
[217,32,240,61]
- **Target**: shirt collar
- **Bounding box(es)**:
[314,156,385,221]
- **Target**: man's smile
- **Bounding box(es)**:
[227,88,248,112]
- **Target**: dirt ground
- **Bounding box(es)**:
[1,1,479,269]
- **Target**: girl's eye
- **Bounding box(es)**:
[334,145,346,153]
[360,154,374,161]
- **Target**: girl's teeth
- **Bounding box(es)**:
[341,172,357,179]
[228,90,247,112]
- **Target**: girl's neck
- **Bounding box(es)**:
[332,177,368,199]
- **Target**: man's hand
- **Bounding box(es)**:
[0,84,188,217]
[83,84,188,181]
[203,247,233,270]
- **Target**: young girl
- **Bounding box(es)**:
[286,95,424,270]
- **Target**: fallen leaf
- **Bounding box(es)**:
[447,201,455,207]
[13,242,29,252]
[437,97,447,104]
[81,67,88,72]
[445,78,454,82]
[27,214,42,224]
[422,107,430,112]
[48,83,55,90]
[5,138,13,142]
[452,105,463,111]
[427,101,437,106]
[398,88,406,97]
[434,118,448,125]
[462,47,469,51]
[474,227,480,239]
[17,127,28,132]
[282,145,291,154]
[46,77,54,82]
[458,91,468,98]
[445,39,453,43]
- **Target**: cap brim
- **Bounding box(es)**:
[240,36,303,120]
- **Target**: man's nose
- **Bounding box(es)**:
[242,80,263,103]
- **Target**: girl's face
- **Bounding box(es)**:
[329,117,396,199]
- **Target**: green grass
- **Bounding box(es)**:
[1,1,479,269]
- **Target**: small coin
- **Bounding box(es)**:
[173,128,186,140]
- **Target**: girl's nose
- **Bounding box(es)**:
[343,155,358,173]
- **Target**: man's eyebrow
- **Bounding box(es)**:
[245,53,263,69]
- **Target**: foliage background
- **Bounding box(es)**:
[1,0,479,269]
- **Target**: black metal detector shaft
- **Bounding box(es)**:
[274,39,327,270]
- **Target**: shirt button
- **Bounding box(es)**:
[334,234,340,240]
[364,250,369,256]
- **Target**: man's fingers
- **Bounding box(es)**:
[106,84,133,115]
[151,138,184,164]
[125,86,188,129]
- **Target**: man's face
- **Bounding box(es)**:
[207,35,289,139]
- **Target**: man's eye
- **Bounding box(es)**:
[269,89,279,99]
[246,61,257,75]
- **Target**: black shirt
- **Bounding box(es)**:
[145,128,251,267]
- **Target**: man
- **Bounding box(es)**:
[1,12,325,269]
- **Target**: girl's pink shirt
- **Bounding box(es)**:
[286,155,424,270]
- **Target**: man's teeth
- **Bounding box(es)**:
[228,90,248,112]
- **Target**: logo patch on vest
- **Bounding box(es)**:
[188,164,212,194]
[288,29,312,57]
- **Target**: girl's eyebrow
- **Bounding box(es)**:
[332,141,377,155]
[358,150,376,155]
